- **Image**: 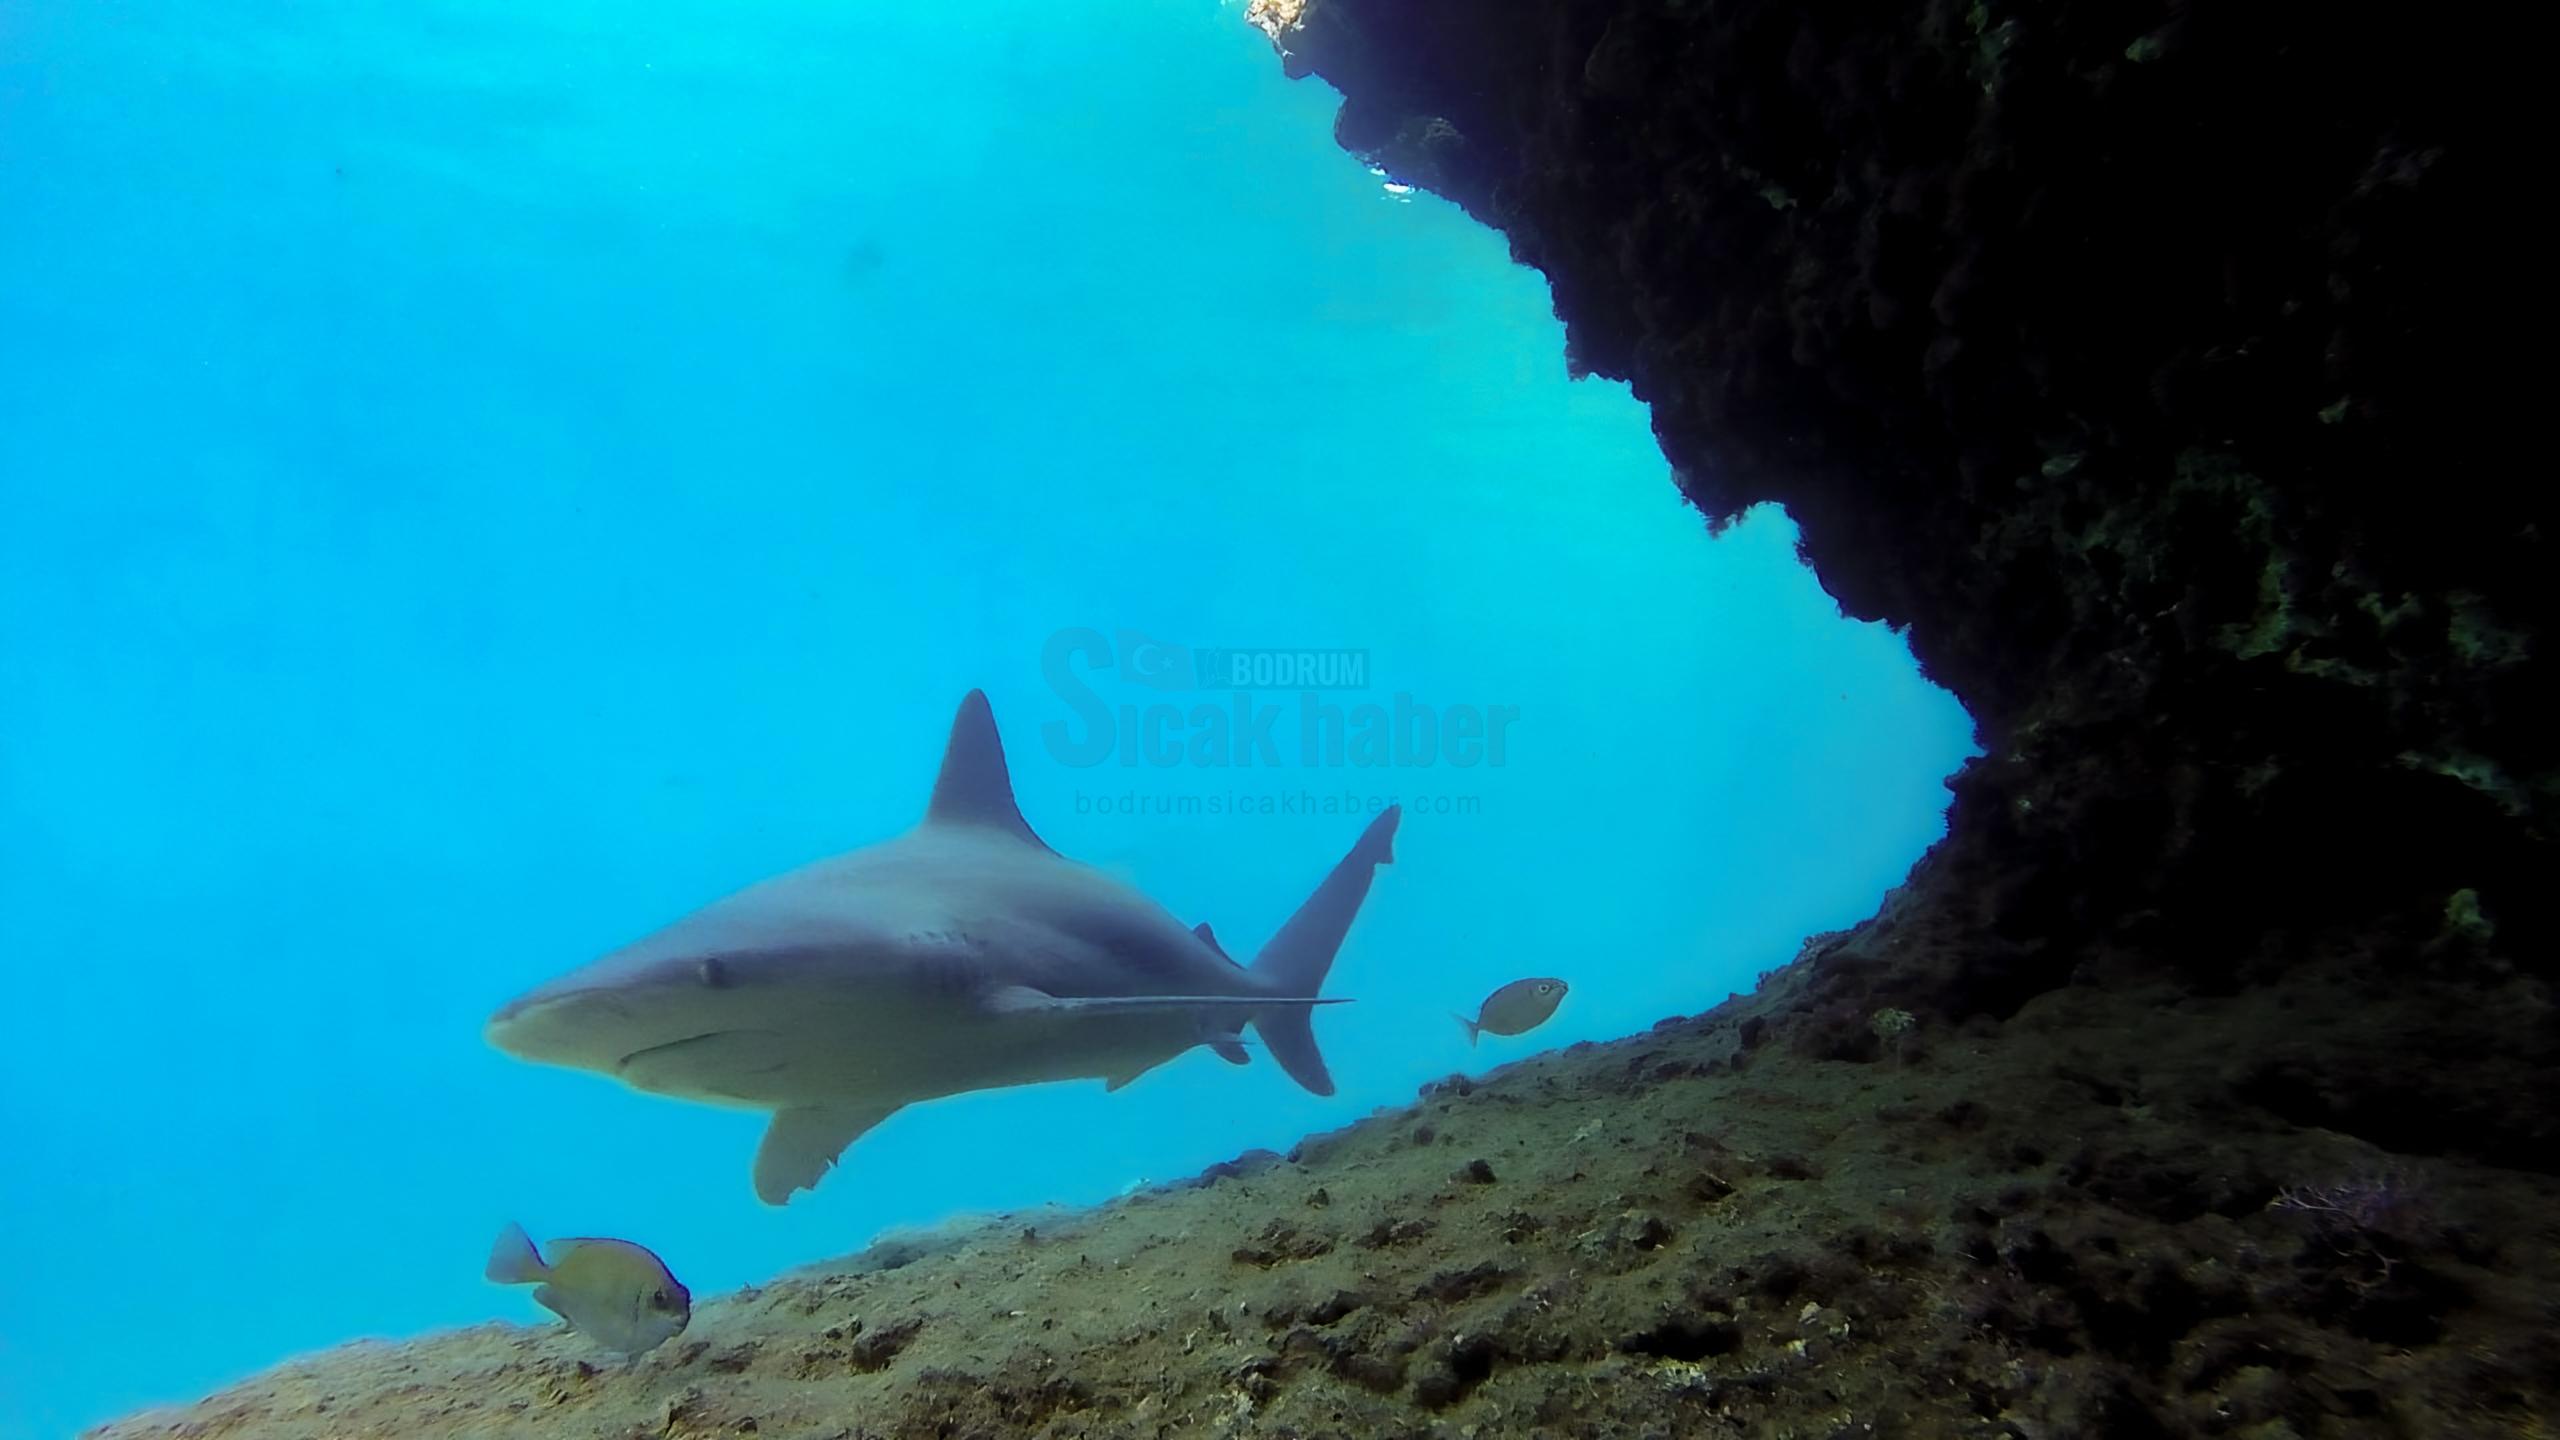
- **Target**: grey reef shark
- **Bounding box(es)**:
[488,689,1400,1204]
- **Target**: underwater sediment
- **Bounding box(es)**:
[83,967,2560,1437]
[93,0,2548,1435]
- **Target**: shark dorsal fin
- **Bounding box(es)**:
[926,690,1053,851]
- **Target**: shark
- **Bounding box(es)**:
[487,689,1400,1205]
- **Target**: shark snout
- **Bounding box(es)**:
[485,980,645,1064]
[486,941,764,1071]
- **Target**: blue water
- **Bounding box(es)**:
[0,3,1974,1434]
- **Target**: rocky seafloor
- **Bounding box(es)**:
[87,936,2560,1438]
[94,0,2549,1434]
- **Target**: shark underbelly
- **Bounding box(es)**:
[611,977,1207,1108]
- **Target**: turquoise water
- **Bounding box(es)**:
[0,3,1974,1434]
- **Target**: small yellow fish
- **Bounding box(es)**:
[1454,977,1569,1045]
[486,1222,691,1357]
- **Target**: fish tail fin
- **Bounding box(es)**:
[1248,806,1400,1097]
[485,1222,547,1285]
[1451,1011,1480,1046]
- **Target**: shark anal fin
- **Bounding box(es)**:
[925,691,1055,853]
[754,1103,897,1205]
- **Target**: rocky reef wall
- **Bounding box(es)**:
[1249,0,2549,1159]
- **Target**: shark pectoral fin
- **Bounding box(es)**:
[753,1104,897,1206]
[983,985,1349,1018]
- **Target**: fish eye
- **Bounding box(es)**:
[1538,982,1557,994]
[652,1289,673,1309]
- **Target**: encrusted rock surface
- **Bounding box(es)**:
[1251,0,2549,1152]
[94,1,2551,1435]
[88,977,2560,1437]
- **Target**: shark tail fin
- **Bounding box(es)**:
[485,1222,547,1285]
[1248,806,1401,1097]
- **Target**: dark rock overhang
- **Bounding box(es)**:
[1249,0,2548,1050]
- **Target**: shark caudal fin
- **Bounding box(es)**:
[1247,806,1400,1097]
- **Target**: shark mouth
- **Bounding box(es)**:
[619,1031,726,1071]
[616,1029,775,1073]
[616,1028,792,1101]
